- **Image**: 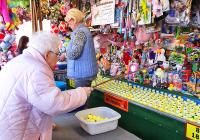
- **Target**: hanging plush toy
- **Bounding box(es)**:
[40,0,48,8]
[0,12,16,52]
[19,0,30,10]
[0,0,15,30]
[6,0,22,28]
[0,33,16,51]
[58,22,67,32]
[41,6,50,19]
[49,2,63,25]
[60,4,70,16]
[50,24,59,34]
[12,0,20,7]
[0,13,6,40]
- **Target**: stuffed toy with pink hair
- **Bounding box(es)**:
[0,0,14,30]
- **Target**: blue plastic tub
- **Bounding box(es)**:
[55,81,67,91]
[56,64,67,70]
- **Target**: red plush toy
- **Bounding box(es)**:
[123,51,132,65]
[50,24,59,34]
[134,51,141,63]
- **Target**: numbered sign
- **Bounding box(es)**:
[69,79,75,88]
[104,92,128,112]
[186,122,200,140]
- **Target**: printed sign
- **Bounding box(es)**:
[91,0,115,26]
[104,92,128,112]
[186,122,200,140]
[69,79,75,88]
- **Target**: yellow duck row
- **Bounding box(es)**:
[92,74,200,124]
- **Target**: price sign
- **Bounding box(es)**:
[69,79,75,88]
[104,92,128,112]
[186,122,200,140]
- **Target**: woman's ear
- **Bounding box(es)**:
[44,50,50,60]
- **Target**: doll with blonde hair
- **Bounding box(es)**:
[141,48,148,65]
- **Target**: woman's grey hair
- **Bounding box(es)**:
[28,31,60,55]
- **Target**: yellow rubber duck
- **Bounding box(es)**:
[168,84,173,91]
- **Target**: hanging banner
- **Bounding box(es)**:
[91,0,115,26]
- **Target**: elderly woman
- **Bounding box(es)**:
[0,31,93,140]
[59,8,98,88]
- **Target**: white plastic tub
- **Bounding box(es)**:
[75,107,121,135]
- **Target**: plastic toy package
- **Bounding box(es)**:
[110,63,120,76]
[165,0,192,26]
[131,0,140,27]
[161,0,169,12]
[146,22,161,34]
[161,18,176,35]
[138,0,152,25]
[187,0,200,28]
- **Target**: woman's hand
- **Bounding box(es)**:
[82,87,94,98]
[58,53,66,62]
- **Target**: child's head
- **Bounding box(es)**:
[17,36,29,51]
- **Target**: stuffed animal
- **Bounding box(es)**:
[17,7,31,23]
[50,24,59,34]
[0,13,6,40]
[20,0,30,10]
[41,5,50,18]
[60,4,70,15]
[40,0,48,8]
[41,0,50,19]
[0,33,16,51]
[1,51,8,63]
[12,0,20,7]
[58,22,67,32]
[0,18,16,52]
[0,0,14,30]
[49,2,63,25]
[7,3,21,27]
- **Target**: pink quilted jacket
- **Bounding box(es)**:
[0,47,87,140]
